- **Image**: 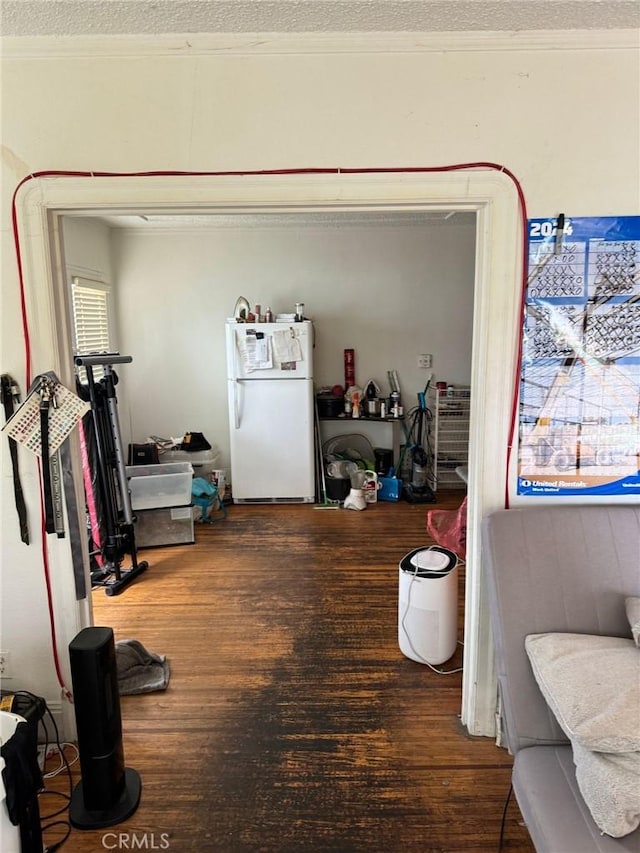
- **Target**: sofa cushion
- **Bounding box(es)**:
[626,597,640,648]
[482,506,640,756]
[571,741,640,838]
[513,746,640,851]
[526,632,640,839]
[525,632,640,753]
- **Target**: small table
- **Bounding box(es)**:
[319,415,405,470]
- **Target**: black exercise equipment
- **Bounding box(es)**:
[75,353,148,596]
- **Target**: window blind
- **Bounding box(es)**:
[71,276,112,380]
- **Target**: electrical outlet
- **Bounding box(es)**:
[418,353,433,369]
[0,650,11,678]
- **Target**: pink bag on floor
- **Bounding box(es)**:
[426,497,467,559]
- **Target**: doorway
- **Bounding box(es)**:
[15,170,523,736]
[63,208,477,465]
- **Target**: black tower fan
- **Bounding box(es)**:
[69,626,141,829]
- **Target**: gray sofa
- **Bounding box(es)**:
[482,505,640,853]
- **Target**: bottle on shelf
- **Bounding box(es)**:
[352,391,361,418]
[365,380,379,416]
[344,349,355,391]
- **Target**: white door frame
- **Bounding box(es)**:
[14,169,523,737]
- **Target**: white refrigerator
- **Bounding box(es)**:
[226,320,315,503]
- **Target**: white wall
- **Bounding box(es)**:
[109,219,475,468]
[0,218,115,714]
[63,217,114,285]
[1,31,637,732]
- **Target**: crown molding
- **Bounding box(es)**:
[2,29,638,59]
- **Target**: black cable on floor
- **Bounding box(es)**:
[498,783,514,852]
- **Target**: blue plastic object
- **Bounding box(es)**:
[191,477,226,523]
[378,476,402,502]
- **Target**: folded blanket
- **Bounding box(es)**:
[115,639,170,695]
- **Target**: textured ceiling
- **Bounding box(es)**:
[2,0,639,37]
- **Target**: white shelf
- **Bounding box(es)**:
[429,387,471,490]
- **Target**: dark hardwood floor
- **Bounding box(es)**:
[42,497,534,852]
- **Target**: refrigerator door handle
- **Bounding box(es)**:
[232,380,241,430]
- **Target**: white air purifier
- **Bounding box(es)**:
[398,546,459,665]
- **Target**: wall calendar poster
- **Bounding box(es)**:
[518,216,640,497]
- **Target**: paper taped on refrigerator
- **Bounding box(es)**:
[227,322,313,380]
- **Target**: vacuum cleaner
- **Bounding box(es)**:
[402,386,436,504]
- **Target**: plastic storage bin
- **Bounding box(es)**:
[126,462,193,510]
[134,506,195,548]
[160,448,219,477]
